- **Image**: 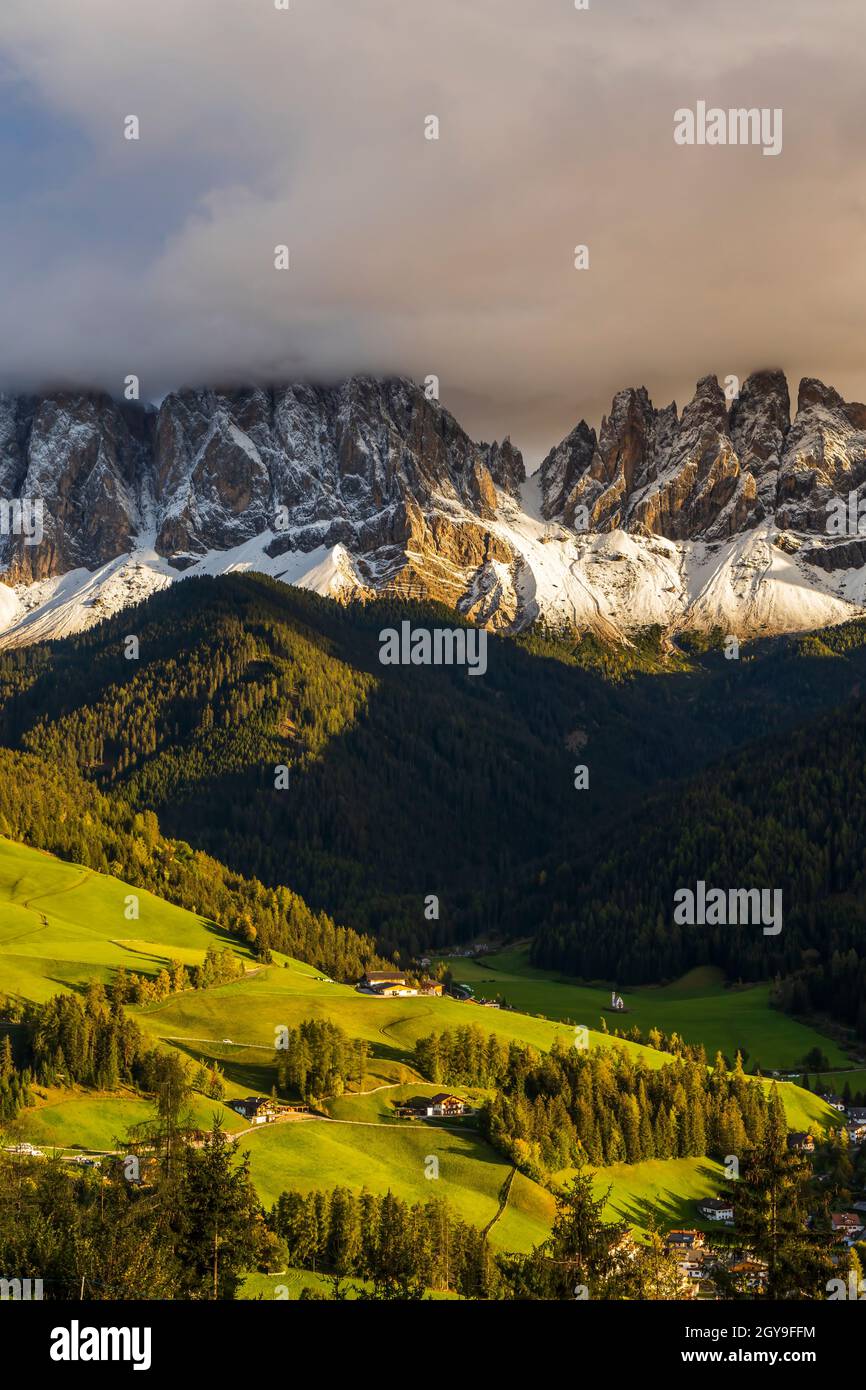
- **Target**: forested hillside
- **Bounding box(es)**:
[3,574,866,963]
[528,684,866,1036]
[0,748,384,981]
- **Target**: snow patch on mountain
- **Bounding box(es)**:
[0,536,364,647]
[0,503,861,649]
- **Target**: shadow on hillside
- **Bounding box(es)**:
[605,1160,723,1230]
[165,1039,277,1096]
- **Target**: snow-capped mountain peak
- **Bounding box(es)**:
[2,370,866,647]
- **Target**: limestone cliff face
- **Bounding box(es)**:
[0,392,154,582]
[0,377,524,594]
[774,378,866,535]
[3,369,866,646]
[539,369,866,546]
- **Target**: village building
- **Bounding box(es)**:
[787,1131,815,1153]
[674,1246,710,1293]
[822,1094,847,1112]
[359,969,418,997]
[609,1228,641,1274]
[362,968,407,988]
[831,1212,864,1242]
[398,1093,473,1119]
[846,1120,866,1146]
[429,1092,471,1117]
[226,1096,295,1124]
[727,1258,768,1293]
[665,1230,705,1251]
[697,1198,734,1223]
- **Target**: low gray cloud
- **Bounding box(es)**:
[1,0,865,465]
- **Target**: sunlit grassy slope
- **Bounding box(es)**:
[237,1117,555,1253]
[0,835,251,1003]
[17,1086,246,1151]
[0,836,840,1244]
[439,948,849,1072]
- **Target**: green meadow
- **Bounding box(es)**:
[439,948,850,1074]
[590,1157,728,1231]
[15,1086,246,1152]
[0,836,841,1252]
[323,1082,483,1123]
[0,835,252,1003]
[238,1116,555,1252]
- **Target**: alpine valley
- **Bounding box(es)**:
[2,368,866,1307]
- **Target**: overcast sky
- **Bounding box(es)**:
[1,0,865,466]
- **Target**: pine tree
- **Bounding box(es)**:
[543,1173,631,1299]
[732,1133,835,1298]
[173,1119,262,1299]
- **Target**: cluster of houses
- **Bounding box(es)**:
[226,1097,308,1124]
[786,1100,866,1156]
[664,1178,866,1295]
[822,1095,866,1146]
[787,1130,816,1153]
[358,969,443,998]
[666,1177,866,1295]
[665,1230,769,1296]
[394,1093,474,1120]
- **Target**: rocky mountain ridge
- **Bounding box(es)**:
[539,369,866,543]
[1,370,865,647]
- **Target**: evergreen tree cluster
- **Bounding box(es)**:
[20,984,194,1101]
[415,1026,791,1179]
[274,1019,370,1102]
[413,1022,528,1087]
[28,985,144,1091]
[0,1031,31,1121]
[0,1121,266,1300]
[109,947,244,1010]
[271,1186,495,1299]
[721,1131,837,1299]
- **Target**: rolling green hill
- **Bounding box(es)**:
[0,834,839,1251]
[238,1119,555,1252]
[589,1157,728,1231]
[439,949,850,1073]
[0,835,253,1003]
